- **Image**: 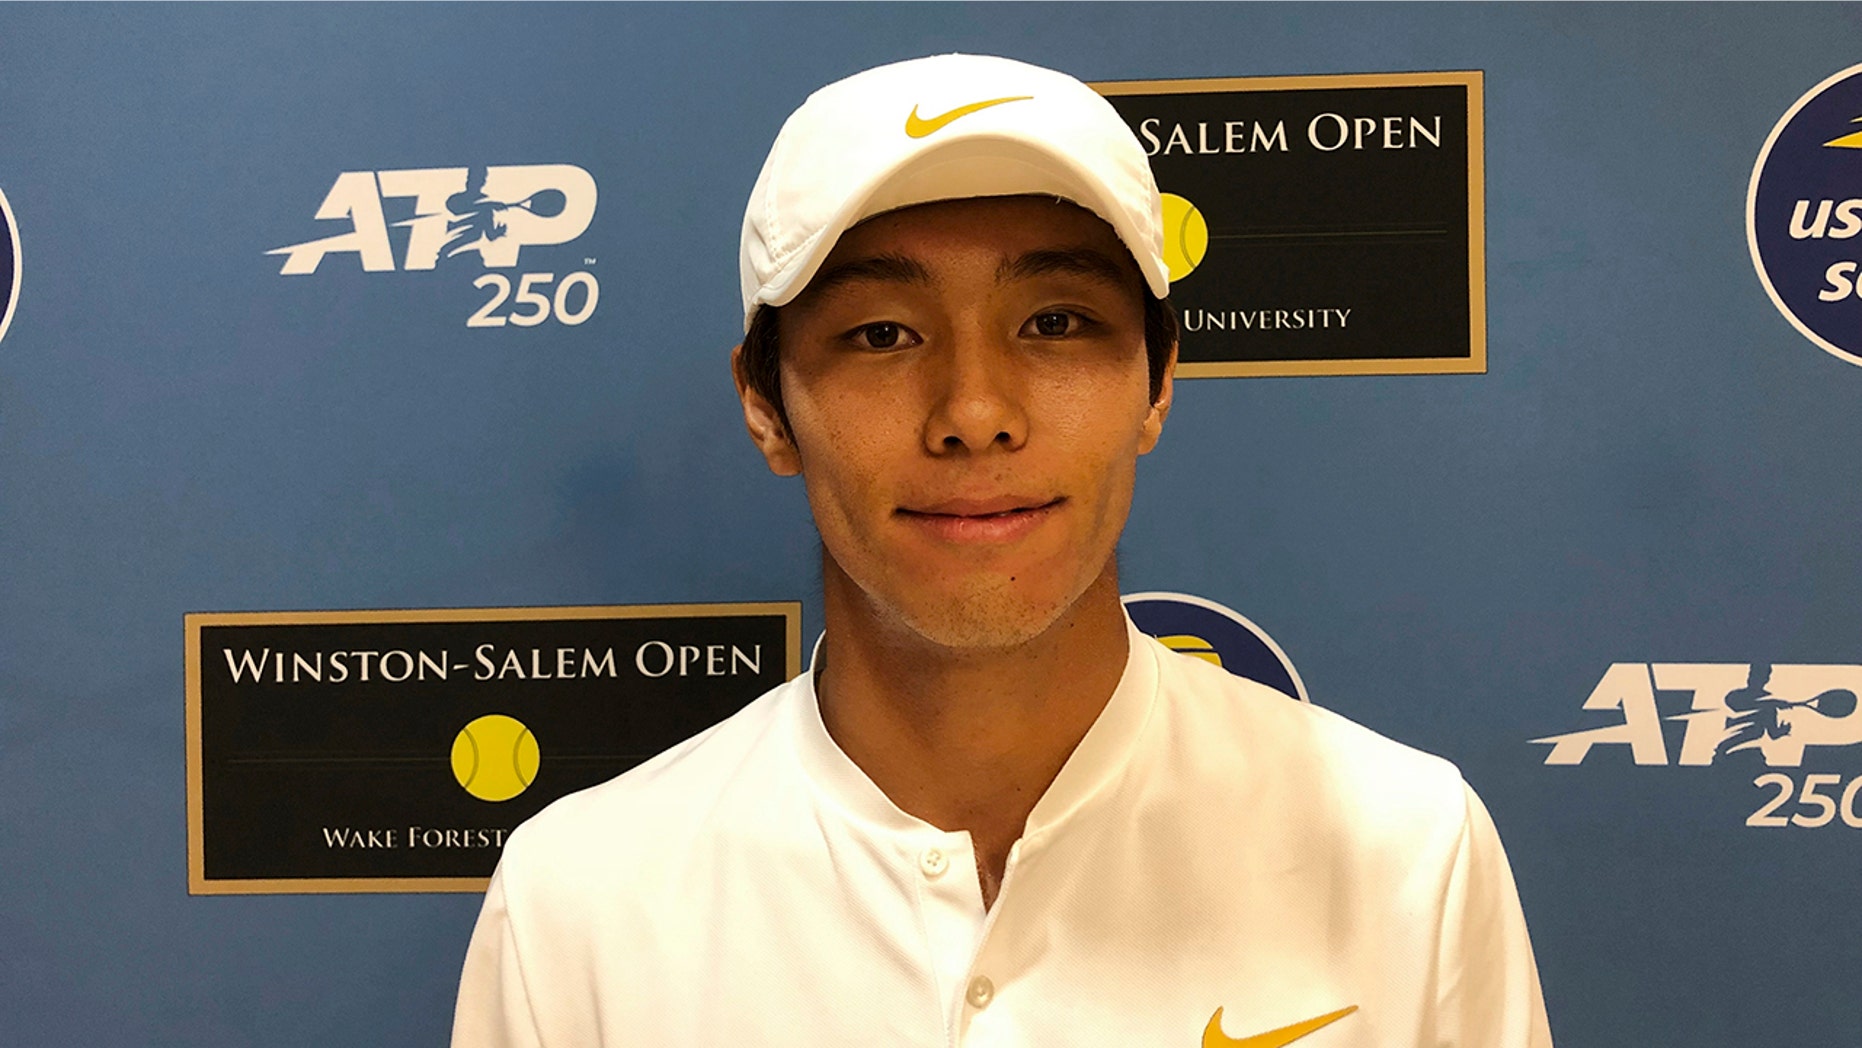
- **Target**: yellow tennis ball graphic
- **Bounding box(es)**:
[1158,633,1223,668]
[450,714,540,802]
[1159,192,1209,283]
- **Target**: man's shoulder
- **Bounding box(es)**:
[1150,640,1471,838]
[495,675,806,892]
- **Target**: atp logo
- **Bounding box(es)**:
[268,164,599,329]
[0,185,18,348]
[1123,591,1308,703]
[1534,663,1862,829]
[1748,62,1862,365]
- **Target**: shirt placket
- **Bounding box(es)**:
[909,828,988,1043]
[949,839,1026,1048]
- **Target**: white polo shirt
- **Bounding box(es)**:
[452,617,1552,1048]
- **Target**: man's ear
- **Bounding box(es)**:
[731,342,802,477]
[1138,339,1177,455]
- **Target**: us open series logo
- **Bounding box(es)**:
[269,164,599,330]
[1123,591,1308,703]
[1749,63,1862,366]
[0,185,18,348]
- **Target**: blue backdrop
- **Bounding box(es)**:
[3,4,1859,1045]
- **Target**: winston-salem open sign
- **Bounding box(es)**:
[1096,71,1486,377]
[186,602,799,894]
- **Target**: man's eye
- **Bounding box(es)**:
[1026,311,1078,337]
[853,322,907,350]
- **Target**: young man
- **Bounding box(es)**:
[453,54,1553,1048]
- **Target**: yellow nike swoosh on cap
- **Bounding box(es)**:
[904,95,1033,138]
[1203,1005,1359,1048]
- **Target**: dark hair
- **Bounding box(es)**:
[739,293,1178,436]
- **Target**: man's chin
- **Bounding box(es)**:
[880,585,1081,653]
[822,544,1120,653]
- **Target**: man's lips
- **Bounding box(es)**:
[895,496,1065,543]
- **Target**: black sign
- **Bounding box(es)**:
[1097,72,1485,377]
[185,603,800,894]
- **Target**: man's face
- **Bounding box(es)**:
[736,195,1173,650]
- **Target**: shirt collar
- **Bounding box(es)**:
[789,613,1160,839]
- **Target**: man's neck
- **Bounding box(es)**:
[813,561,1131,908]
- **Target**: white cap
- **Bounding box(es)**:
[739,53,1168,329]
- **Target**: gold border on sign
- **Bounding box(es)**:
[185,600,803,896]
[1093,70,1487,378]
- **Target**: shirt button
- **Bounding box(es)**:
[966,975,994,1009]
[920,847,949,878]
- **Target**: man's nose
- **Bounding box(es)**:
[922,327,1029,455]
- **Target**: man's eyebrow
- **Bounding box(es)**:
[996,248,1136,287]
[806,253,933,297]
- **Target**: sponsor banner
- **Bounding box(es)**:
[0,186,17,347]
[1123,591,1307,702]
[1534,663,1862,828]
[1748,62,1862,366]
[185,602,800,894]
[1095,72,1485,378]
[268,164,600,330]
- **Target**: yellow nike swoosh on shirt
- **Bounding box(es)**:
[904,95,1033,138]
[1203,1005,1359,1048]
